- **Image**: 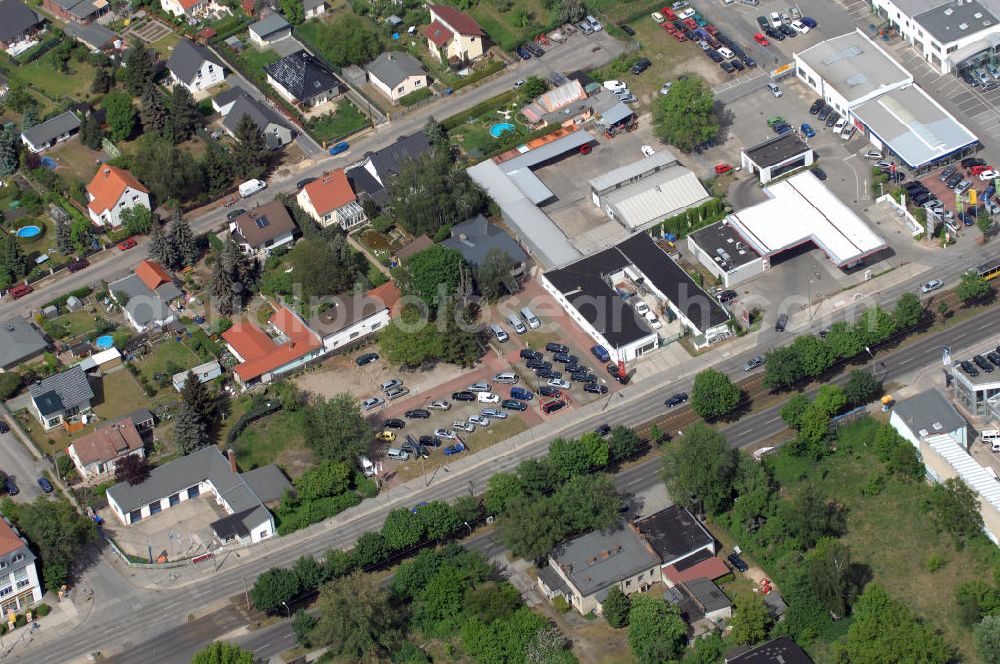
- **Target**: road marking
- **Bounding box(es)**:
[253,643,270,652]
[740,429,752,435]
[765,416,780,423]
[955,332,968,340]
[898,357,912,364]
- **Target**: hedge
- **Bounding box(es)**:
[398,88,433,107]
[441,90,516,131]
[449,59,505,92]
[42,286,94,311]
[227,400,282,444]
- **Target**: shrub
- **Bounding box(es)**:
[552,595,570,613]
[354,472,378,498]
[926,553,946,572]
[35,603,51,617]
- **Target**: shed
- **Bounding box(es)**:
[172,360,223,391]
[65,295,82,311]
[42,305,59,320]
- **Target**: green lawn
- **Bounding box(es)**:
[92,370,158,422]
[42,310,106,341]
[134,339,202,387]
[233,407,313,478]
[308,100,369,143]
[238,47,280,72]
[149,31,181,60]
[15,57,97,101]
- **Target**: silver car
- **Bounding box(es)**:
[362,397,385,411]
[452,420,475,433]
[482,408,508,420]
[434,428,456,439]
[954,179,973,194]
[468,415,490,427]
[743,356,764,371]
[920,279,944,293]
[428,400,451,411]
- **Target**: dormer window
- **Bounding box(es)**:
[12,554,22,563]
[0,561,6,569]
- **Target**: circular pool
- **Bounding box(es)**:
[94,335,114,350]
[489,122,515,138]
[15,225,41,238]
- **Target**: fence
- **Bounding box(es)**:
[877,193,924,236]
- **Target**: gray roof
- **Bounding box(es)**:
[689,221,761,270]
[726,637,814,664]
[220,92,291,148]
[599,165,711,231]
[249,13,290,39]
[915,0,998,42]
[242,465,292,503]
[0,0,41,45]
[212,86,243,108]
[549,525,661,598]
[109,273,182,328]
[441,214,528,267]
[50,0,98,18]
[0,317,49,369]
[590,150,679,193]
[347,132,433,203]
[633,506,713,561]
[851,84,978,168]
[366,51,425,88]
[743,133,811,169]
[598,102,635,127]
[681,577,731,613]
[537,564,570,595]
[21,111,80,148]
[303,0,324,8]
[264,50,342,102]
[885,0,951,13]
[28,366,94,417]
[795,30,912,103]
[64,21,118,50]
[107,447,291,535]
[167,39,222,84]
[893,389,967,438]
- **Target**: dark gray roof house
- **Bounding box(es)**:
[442,214,528,269]
[264,50,344,107]
[108,262,183,332]
[0,317,49,371]
[725,637,813,664]
[248,12,291,45]
[20,111,80,153]
[0,0,42,49]
[215,89,294,149]
[63,21,118,51]
[167,39,223,86]
[28,365,94,429]
[366,51,425,89]
[346,131,432,203]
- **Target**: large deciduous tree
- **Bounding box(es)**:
[844,584,952,664]
[806,538,861,619]
[927,477,984,548]
[690,369,741,419]
[104,91,137,142]
[894,292,925,329]
[316,15,382,66]
[730,593,771,645]
[627,595,687,664]
[251,567,301,613]
[661,423,736,515]
[393,244,469,309]
[651,76,719,152]
[114,454,152,486]
[975,614,1000,664]
[957,270,992,304]
[191,641,254,664]
[304,394,372,464]
[475,248,518,301]
[387,148,487,239]
[309,573,400,659]
[1,496,97,590]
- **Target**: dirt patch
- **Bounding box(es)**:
[532,596,631,664]
[294,352,470,403]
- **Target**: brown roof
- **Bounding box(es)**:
[428,5,483,36]
[0,519,24,558]
[396,235,433,261]
[223,305,321,382]
[70,419,144,466]
[135,260,173,291]
[232,200,296,247]
[301,169,356,216]
[662,556,730,585]
[309,282,401,337]
[424,20,454,47]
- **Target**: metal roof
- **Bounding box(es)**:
[601,165,711,231]
[852,84,978,168]
[501,130,594,172]
[590,150,678,193]
[795,30,912,104]
[598,102,635,126]
[925,433,1000,521]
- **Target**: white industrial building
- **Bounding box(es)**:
[588,151,711,231]
[740,134,815,184]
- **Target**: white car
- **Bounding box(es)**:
[677,7,695,19]
[841,125,856,141]
[979,169,999,181]
[641,145,656,157]
[468,415,490,427]
[361,397,385,411]
[718,46,734,59]
[476,391,500,403]
[428,400,451,411]
[548,378,571,389]
[632,300,650,316]
[659,82,672,95]
[790,19,809,34]
[513,79,526,89]
[833,118,847,133]
[644,311,662,329]
[603,80,627,94]
[651,11,665,23]
[921,279,944,294]
[434,428,456,439]
[769,11,782,28]
[864,150,884,160]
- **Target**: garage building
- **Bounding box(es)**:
[740,134,815,184]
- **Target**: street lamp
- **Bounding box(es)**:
[281,600,291,619]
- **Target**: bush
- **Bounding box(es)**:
[399,88,433,107]
[354,472,378,498]
[0,372,22,399]
[35,603,51,617]
[552,595,570,613]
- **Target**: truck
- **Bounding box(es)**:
[238,179,267,198]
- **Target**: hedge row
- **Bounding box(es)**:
[441,90,516,131]
[227,400,282,444]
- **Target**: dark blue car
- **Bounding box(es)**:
[590,345,610,362]
[37,477,53,493]
[510,387,534,401]
[328,142,350,156]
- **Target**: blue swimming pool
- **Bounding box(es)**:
[490,122,515,138]
[15,225,41,238]
[94,335,114,350]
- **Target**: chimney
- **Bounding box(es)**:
[227,448,238,473]
[103,167,111,177]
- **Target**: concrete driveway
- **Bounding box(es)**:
[0,422,44,502]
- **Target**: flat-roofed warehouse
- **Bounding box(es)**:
[740,134,815,184]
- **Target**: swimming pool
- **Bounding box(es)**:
[15,226,41,238]
[94,335,114,350]
[40,157,57,170]
[489,122,515,138]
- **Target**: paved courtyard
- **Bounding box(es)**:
[101,495,225,562]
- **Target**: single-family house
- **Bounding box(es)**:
[64,21,120,52]
[264,50,344,108]
[633,505,724,587]
[67,419,145,482]
[248,12,291,46]
[394,234,433,263]
[167,39,225,93]
[303,0,324,18]
[308,281,400,353]
[108,260,183,332]
[366,51,428,103]
[28,366,94,430]
[296,169,366,230]
[536,525,661,615]
[42,0,101,24]
[213,88,294,150]
[424,4,484,64]
[0,0,43,54]
[0,517,43,613]
[223,305,323,389]
[345,131,432,203]
[725,637,814,664]
[160,0,206,17]
[20,111,80,153]
[172,360,222,392]
[0,317,49,372]
[106,447,291,545]
[85,165,151,228]
[441,213,528,276]
[228,199,296,255]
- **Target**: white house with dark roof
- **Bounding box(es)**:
[248,12,291,46]
[366,51,427,103]
[264,50,344,108]
[0,317,49,372]
[109,260,183,332]
[20,111,80,153]
[28,365,94,430]
[167,39,225,93]
[0,517,42,614]
[228,199,296,255]
[212,88,294,149]
[303,0,324,18]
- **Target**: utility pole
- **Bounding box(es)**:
[242,576,251,612]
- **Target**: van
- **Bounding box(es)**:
[493,372,518,384]
[585,15,602,30]
[238,178,267,198]
[520,307,540,329]
[490,324,509,342]
[507,313,527,334]
[718,47,734,59]
[386,448,409,461]
[767,83,783,98]
[386,386,410,400]
[739,0,759,5]
[358,455,376,477]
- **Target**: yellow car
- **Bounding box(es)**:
[376,431,396,442]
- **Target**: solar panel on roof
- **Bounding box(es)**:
[254,216,270,229]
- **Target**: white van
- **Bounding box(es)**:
[521,308,540,329]
[507,313,527,334]
[239,178,266,198]
[718,47,734,60]
[490,324,509,342]
[358,455,376,476]
[477,391,500,403]
[493,372,518,384]
[386,448,409,461]
[585,15,602,31]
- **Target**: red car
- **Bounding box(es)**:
[541,399,567,415]
[715,164,733,175]
[753,32,769,45]
[662,7,677,20]
[9,283,32,299]
[970,164,992,175]
[117,238,137,251]
[683,17,698,30]
[705,24,718,35]
[672,30,687,41]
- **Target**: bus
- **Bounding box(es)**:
[976,261,1000,281]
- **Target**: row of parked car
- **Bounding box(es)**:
[655,3,758,73]
[807,98,856,141]
[958,347,1000,378]
[959,63,1000,93]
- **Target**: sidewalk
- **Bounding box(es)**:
[2,592,90,659]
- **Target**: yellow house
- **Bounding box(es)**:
[424,4,485,64]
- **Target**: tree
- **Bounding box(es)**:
[114,454,152,485]
[394,244,469,309]
[547,434,608,482]
[79,112,103,150]
[780,393,810,429]
[292,609,318,647]
[691,369,741,419]
[682,634,726,664]
[763,344,803,391]
[844,370,881,405]
[309,573,399,659]
[382,507,427,552]
[844,584,952,664]
[251,567,300,613]
[559,0,586,23]
[91,66,112,94]
[123,44,154,96]
[304,394,373,464]
[120,205,154,237]
[174,371,215,454]
[730,593,771,645]
[222,237,253,306]
[104,91,137,142]
[292,555,325,591]
[484,472,525,516]
[825,320,864,360]
[1,496,97,590]
[975,615,1000,664]
[423,119,447,148]
[475,248,517,301]
[378,304,479,369]
[602,587,631,628]
[202,144,234,197]
[979,207,994,239]
[280,0,304,23]
[21,106,37,131]
[608,426,640,462]
[54,215,73,255]
[791,334,834,378]
[130,135,206,202]
[211,257,235,315]
[517,76,547,100]
[652,76,719,152]
[807,538,860,618]
[661,423,736,515]
[169,86,201,144]
[730,453,774,533]
[957,270,992,304]
[778,485,843,548]
[0,234,28,289]
[147,219,173,267]
[191,641,254,664]
[168,211,198,268]
[894,292,925,329]
[231,114,268,180]
[627,595,687,664]
[927,477,984,548]
[294,461,351,500]
[318,15,382,66]
[0,129,19,175]
[140,85,169,137]
[281,237,364,300]
[387,148,487,239]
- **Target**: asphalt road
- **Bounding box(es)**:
[0,427,43,502]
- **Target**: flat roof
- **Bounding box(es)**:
[601,166,711,231]
[742,134,812,169]
[550,525,661,598]
[590,150,678,193]
[795,30,912,103]
[852,84,978,168]
[725,171,887,267]
[915,0,998,43]
[633,505,714,560]
[689,221,761,270]
[726,637,814,664]
[893,389,966,437]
